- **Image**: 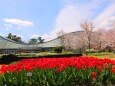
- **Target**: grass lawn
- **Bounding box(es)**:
[84,52,115,59]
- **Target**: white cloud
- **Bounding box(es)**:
[30,0,115,42]
[3,18,33,26]
[52,0,115,36]
[94,2,115,23]
[31,34,52,42]
[4,24,12,28]
[17,27,22,30]
[6,28,10,30]
[41,34,53,42]
[52,0,106,37]
[32,34,39,39]
[53,5,80,34]
[94,1,115,30]
[96,16,115,30]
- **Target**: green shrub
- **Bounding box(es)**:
[0,54,18,64]
[53,46,63,53]
[85,49,96,53]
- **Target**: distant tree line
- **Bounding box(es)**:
[6,33,44,44]
[28,37,44,44]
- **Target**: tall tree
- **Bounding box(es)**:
[28,38,38,44]
[63,33,73,51]
[7,33,12,39]
[6,33,22,42]
[105,29,115,50]
[57,30,87,52]
[38,37,44,43]
[57,30,65,47]
[63,31,87,52]
[80,20,94,52]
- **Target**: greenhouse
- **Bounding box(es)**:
[0,36,62,54]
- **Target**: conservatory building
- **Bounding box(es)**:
[0,36,62,54]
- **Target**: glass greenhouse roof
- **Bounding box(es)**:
[0,36,61,49]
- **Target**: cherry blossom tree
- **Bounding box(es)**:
[80,21,94,52]
[105,29,115,50]
[58,31,87,52]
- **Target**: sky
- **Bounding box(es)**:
[0,0,115,42]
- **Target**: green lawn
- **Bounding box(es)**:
[84,52,115,59]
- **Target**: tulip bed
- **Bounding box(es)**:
[1,56,115,86]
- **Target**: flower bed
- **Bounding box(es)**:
[0,56,115,85]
